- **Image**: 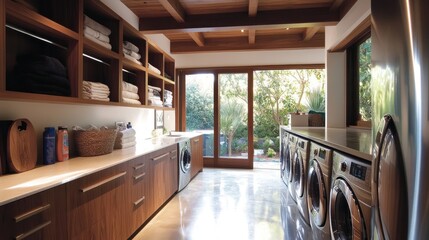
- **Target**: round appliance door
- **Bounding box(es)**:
[307,159,327,227]
[372,115,407,240]
[330,178,366,240]
[286,145,294,183]
[180,147,191,173]
[294,151,304,198]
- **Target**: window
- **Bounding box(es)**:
[347,33,372,127]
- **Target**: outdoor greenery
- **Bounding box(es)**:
[359,37,372,121]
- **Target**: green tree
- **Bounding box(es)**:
[220,100,245,156]
[186,83,214,131]
[359,38,372,121]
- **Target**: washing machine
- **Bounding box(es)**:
[280,128,289,185]
[329,151,371,240]
[307,142,332,240]
[178,139,192,191]
[293,137,311,225]
[286,134,298,202]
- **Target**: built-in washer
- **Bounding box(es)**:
[293,137,311,225]
[287,134,298,202]
[178,139,192,191]
[280,128,289,185]
[307,142,333,240]
[330,151,371,240]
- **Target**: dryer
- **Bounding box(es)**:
[307,142,332,240]
[293,137,311,225]
[330,151,371,240]
[178,139,192,191]
[286,134,298,202]
[280,128,289,185]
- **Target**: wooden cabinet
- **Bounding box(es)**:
[0,0,175,109]
[191,135,204,179]
[147,144,178,216]
[0,185,67,240]
[66,162,129,240]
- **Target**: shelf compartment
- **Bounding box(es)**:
[122,21,147,68]
[121,68,146,106]
[148,44,164,76]
[164,54,175,82]
[148,75,164,108]
[164,81,174,108]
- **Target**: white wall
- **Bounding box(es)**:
[100,0,139,30]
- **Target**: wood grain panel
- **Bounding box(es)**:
[191,135,203,178]
[0,0,5,92]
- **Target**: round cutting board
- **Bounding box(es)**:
[7,119,37,173]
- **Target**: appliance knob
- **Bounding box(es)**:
[340,162,347,172]
[314,149,318,156]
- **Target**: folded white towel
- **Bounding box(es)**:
[148,98,163,106]
[84,26,110,43]
[117,128,136,138]
[123,41,139,52]
[84,32,112,50]
[83,95,110,102]
[148,63,161,75]
[148,85,162,92]
[83,85,110,94]
[115,135,136,145]
[84,15,111,36]
[114,140,136,149]
[124,53,142,65]
[123,48,141,60]
[164,90,172,95]
[122,90,139,100]
[123,97,141,105]
[122,81,138,94]
[83,81,110,91]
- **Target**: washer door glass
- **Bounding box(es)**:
[330,179,365,240]
[308,159,327,227]
[181,148,191,173]
[294,151,304,198]
[286,145,294,182]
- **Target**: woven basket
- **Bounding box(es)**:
[73,128,118,157]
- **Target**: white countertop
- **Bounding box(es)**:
[0,132,202,206]
[281,126,373,161]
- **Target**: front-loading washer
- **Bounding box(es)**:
[307,142,333,240]
[330,151,371,240]
[287,133,298,202]
[178,139,192,191]
[293,137,311,225]
[280,128,289,185]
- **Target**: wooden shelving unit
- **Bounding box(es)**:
[0,0,175,109]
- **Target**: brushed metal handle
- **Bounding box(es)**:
[170,150,177,154]
[15,220,51,240]
[14,204,50,223]
[80,171,127,193]
[134,196,145,206]
[152,152,169,161]
[134,172,146,180]
[133,163,145,170]
[193,139,200,143]
[170,156,177,160]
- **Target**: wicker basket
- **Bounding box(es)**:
[73,128,118,157]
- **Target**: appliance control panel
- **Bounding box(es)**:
[350,162,367,180]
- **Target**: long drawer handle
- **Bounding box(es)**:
[152,153,170,161]
[80,171,127,193]
[134,196,145,206]
[171,156,177,160]
[15,220,51,240]
[170,150,177,155]
[133,163,145,170]
[134,172,146,180]
[193,139,200,143]
[14,204,51,223]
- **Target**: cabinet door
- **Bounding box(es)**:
[0,185,67,240]
[148,145,177,214]
[128,155,150,234]
[67,162,128,240]
[191,136,203,178]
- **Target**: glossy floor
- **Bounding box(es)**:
[132,168,312,240]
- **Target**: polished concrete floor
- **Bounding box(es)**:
[133,168,313,240]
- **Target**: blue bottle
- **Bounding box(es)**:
[43,127,56,164]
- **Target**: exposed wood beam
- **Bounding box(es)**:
[302,27,320,41]
[248,29,256,44]
[158,0,186,22]
[249,0,258,17]
[188,32,205,46]
[171,33,325,53]
[330,0,344,11]
[139,8,339,33]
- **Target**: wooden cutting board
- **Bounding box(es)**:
[7,119,37,173]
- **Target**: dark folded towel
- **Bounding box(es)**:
[15,55,67,77]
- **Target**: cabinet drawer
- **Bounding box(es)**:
[0,185,67,240]
[129,155,149,233]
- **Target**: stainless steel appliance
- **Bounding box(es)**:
[307,142,332,240]
[371,0,428,239]
[178,139,192,191]
[287,133,298,202]
[280,128,289,185]
[293,137,311,225]
[329,151,371,240]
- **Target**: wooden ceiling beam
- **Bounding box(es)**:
[158,0,186,22]
[139,8,339,33]
[330,0,344,11]
[249,0,259,17]
[302,27,320,41]
[188,32,205,46]
[170,33,325,53]
[248,29,256,44]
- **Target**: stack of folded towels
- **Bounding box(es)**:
[122,81,141,105]
[84,15,112,50]
[114,128,136,149]
[9,54,70,96]
[148,63,161,75]
[83,80,110,101]
[123,41,142,65]
[148,85,163,107]
[164,90,173,108]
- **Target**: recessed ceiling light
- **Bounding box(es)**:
[286,28,290,30]
[241,29,245,33]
